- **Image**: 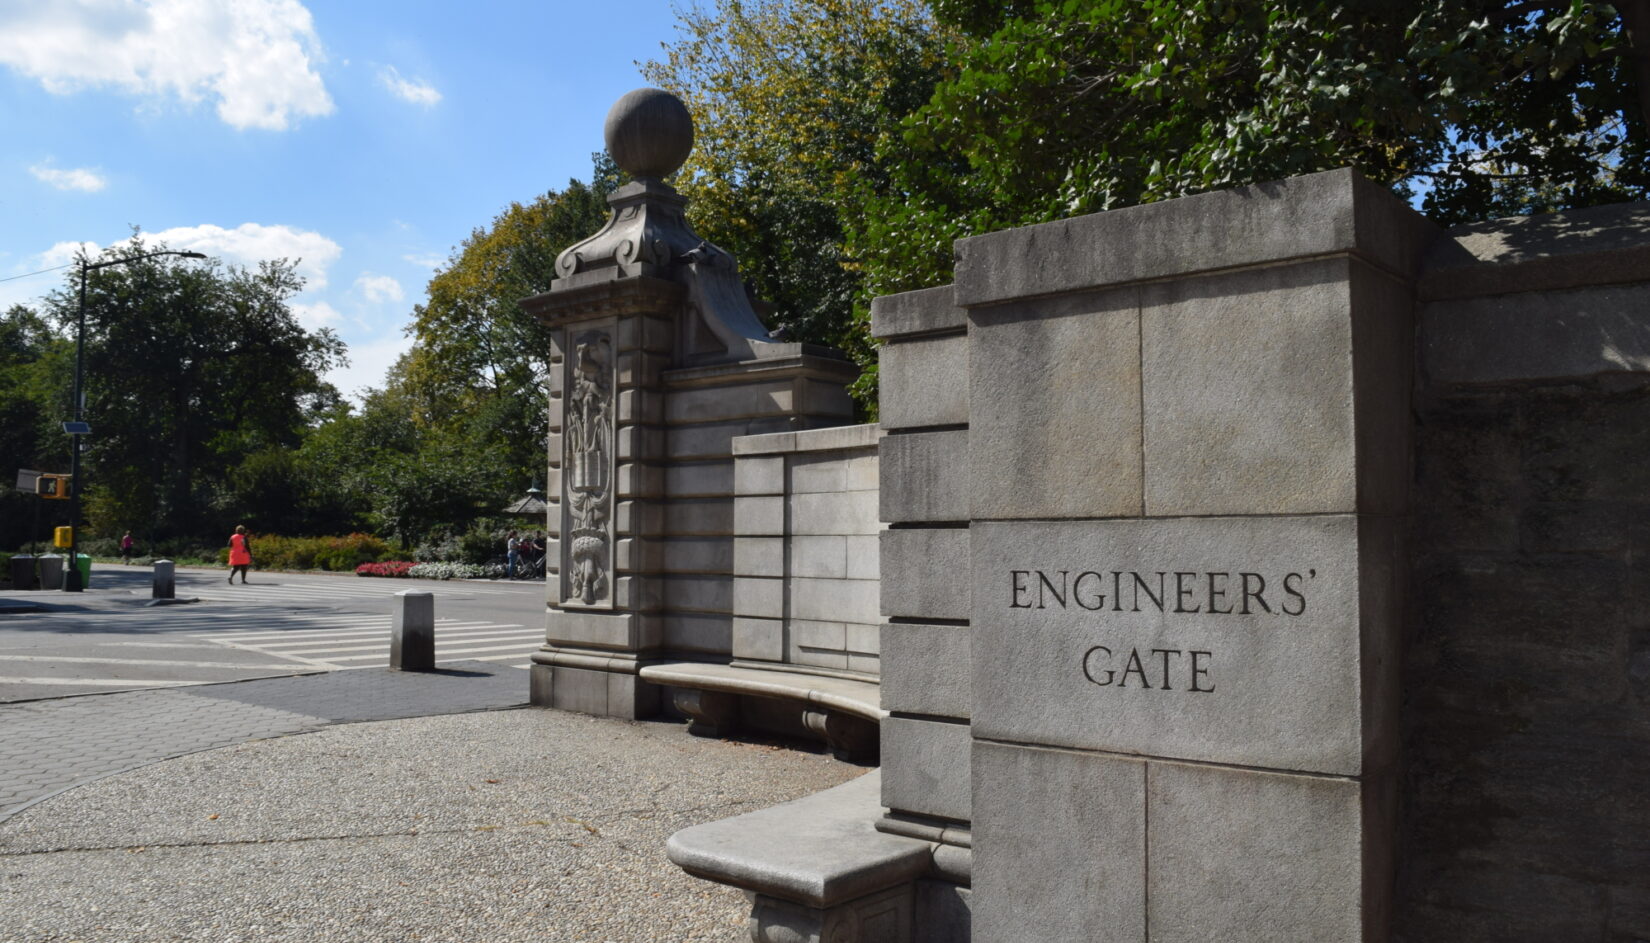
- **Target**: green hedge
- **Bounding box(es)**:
[218,533,408,571]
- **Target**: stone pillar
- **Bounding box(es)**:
[525,88,856,720]
[527,277,678,717]
[870,285,977,936]
[957,170,1436,941]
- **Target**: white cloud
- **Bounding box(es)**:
[37,240,101,269]
[353,272,403,304]
[29,163,107,192]
[289,300,340,330]
[153,222,340,288]
[402,251,444,269]
[40,223,342,290]
[0,0,333,131]
[377,65,440,107]
[326,333,413,402]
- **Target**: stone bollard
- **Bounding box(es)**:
[390,590,435,671]
[152,560,175,600]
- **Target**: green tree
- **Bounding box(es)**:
[0,305,72,550]
[398,157,619,496]
[36,239,345,540]
[639,0,1649,416]
[643,0,954,408]
[856,0,1650,295]
[0,306,64,471]
[300,353,517,548]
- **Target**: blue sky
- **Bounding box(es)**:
[0,0,688,399]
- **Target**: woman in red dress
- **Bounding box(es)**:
[228,525,253,584]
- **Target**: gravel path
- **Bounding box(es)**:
[0,708,862,942]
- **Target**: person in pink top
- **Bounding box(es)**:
[227,525,253,584]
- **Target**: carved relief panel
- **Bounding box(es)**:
[560,327,616,609]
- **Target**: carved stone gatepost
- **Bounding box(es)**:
[524,88,858,719]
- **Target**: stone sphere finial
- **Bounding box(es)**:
[604,88,694,180]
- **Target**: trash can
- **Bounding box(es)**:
[8,554,35,590]
[36,554,64,590]
[74,553,91,589]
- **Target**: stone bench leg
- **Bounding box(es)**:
[803,708,879,764]
[749,885,913,943]
[675,688,741,738]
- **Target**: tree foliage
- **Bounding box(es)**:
[643,0,954,406]
[855,0,1650,292]
[14,1,1646,554]
[396,158,620,494]
[0,306,72,550]
[26,240,345,540]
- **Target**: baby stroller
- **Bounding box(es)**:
[516,541,548,580]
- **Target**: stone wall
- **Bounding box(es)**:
[871,286,977,940]
[872,286,973,826]
[653,160,1650,943]
[1395,201,1650,942]
[731,424,883,676]
[859,183,1650,942]
[654,360,859,659]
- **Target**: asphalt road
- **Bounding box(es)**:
[0,566,549,703]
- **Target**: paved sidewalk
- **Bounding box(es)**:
[0,662,525,821]
[0,681,860,942]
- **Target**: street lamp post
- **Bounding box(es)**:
[62,248,207,592]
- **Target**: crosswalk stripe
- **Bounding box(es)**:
[326,641,544,662]
[177,580,532,600]
[189,618,399,630]
[0,654,297,670]
[185,616,541,671]
[218,627,535,649]
[269,632,543,656]
[0,676,192,688]
[68,615,375,629]
[190,620,515,642]
[201,630,393,645]
[203,636,340,670]
[189,623,393,641]
[108,641,255,650]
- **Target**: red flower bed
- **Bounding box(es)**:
[356,560,415,578]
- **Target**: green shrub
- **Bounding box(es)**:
[148,539,221,566]
[313,533,393,571]
[78,537,123,558]
[457,519,511,565]
[411,534,462,563]
[243,534,316,570]
[232,533,407,571]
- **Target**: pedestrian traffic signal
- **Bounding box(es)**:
[35,474,70,499]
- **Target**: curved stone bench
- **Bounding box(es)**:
[638,661,883,761]
[669,770,934,943]
[646,663,947,940]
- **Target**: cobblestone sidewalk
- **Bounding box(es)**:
[0,663,526,821]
